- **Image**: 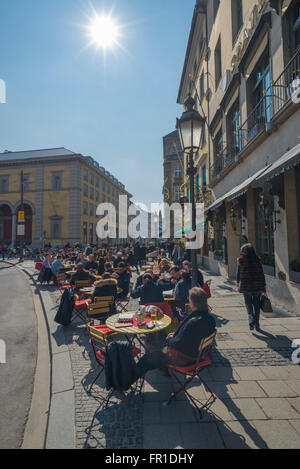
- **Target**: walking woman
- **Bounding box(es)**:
[237,243,266,331]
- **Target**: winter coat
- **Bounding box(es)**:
[105,341,137,391]
[117,270,131,298]
[175,278,192,305]
[237,255,266,293]
[131,282,165,305]
[92,278,117,302]
[167,309,216,359]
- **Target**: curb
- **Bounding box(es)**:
[3,261,76,449]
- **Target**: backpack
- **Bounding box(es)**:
[54,288,75,327]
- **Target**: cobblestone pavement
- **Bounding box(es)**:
[22,262,300,448]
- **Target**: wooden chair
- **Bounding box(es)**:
[74,279,92,289]
[87,325,141,402]
[87,297,115,323]
[71,298,91,324]
[165,331,217,419]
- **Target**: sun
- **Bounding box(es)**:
[88,14,120,49]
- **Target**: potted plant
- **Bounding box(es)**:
[290,259,300,283]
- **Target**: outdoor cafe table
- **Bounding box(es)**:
[106,312,172,352]
[79,287,123,296]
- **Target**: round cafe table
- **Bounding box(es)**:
[106,312,171,338]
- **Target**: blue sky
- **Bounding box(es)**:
[0,0,195,207]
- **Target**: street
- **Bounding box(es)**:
[0,264,37,449]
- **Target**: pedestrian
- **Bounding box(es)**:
[237,243,266,331]
[0,242,5,261]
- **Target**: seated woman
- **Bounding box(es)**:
[131,273,165,305]
[174,270,192,317]
[91,272,118,303]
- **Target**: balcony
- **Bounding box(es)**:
[272,46,300,117]
[210,146,239,184]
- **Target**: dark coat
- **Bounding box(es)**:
[167,309,216,359]
[70,269,92,285]
[174,278,192,305]
[105,341,137,391]
[131,282,165,305]
[237,256,266,293]
[117,270,131,298]
[92,278,117,302]
[54,288,75,327]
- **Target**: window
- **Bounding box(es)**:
[90,173,94,185]
[112,188,115,197]
[107,185,111,194]
[214,128,223,160]
[200,122,206,148]
[296,166,300,255]
[102,194,106,203]
[0,176,9,193]
[90,187,94,200]
[103,181,106,192]
[51,219,61,239]
[89,223,94,244]
[174,166,182,178]
[228,99,241,151]
[90,204,94,217]
[213,0,220,20]
[255,191,275,267]
[174,186,180,201]
[84,184,88,197]
[52,172,62,190]
[83,222,87,244]
[95,177,99,188]
[95,191,99,202]
[232,0,243,45]
[214,37,222,89]
[202,165,207,185]
[83,169,88,182]
[83,201,88,215]
[199,71,205,101]
[283,0,300,57]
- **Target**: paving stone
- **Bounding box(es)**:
[180,423,224,449]
[144,424,183,449]
[256,398,300,419]
[235,367,266,381]
[227,398,267,420]
[252,420,300,449]
[289,420,300,436]
[143,402,161,424]
[257,380,298,397]
[206,366,239,382]
[287,397,300,414]
[160,401,198,424]
[217,420,267,449]
[285,380,300,396]
[229,381,267,398]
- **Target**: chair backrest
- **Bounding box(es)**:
[87,301,112,317]
[94,296,114,304]
[87,325,109,346]
[56,273,66,282]
[75,279,91,288]
[198,330,217,359]
[35,262,43,271]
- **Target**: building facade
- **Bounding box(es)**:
[0,147,132,247]
[162,130,184,238]
[177,0,300,314]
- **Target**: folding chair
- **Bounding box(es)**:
[115,296,130,313]
[35,262,43,272]
[71,298,92,324]
[165,331,217,419]
[87,325,142,403]
[87,296,115,323]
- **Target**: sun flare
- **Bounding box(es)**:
[88,14,119,49]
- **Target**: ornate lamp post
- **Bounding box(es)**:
[176,94,205,287]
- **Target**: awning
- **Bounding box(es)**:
[255,143,300,185]
[206,164,272,211]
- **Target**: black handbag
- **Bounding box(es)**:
[260,294,273,313]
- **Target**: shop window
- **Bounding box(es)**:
[255,191,275,266]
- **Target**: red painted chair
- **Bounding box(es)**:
[87,325,141,403]
[71,298,92,324]
[35,262,43,272]
[165,331,217,419]
[144,302,173,320]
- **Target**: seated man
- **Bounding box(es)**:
[113,261,131,299]
[70,263,93,285]
[182,260,204,287]
[83,254,98,272]
[134,287,216,378]
[51,255,65,281]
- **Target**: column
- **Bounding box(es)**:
[11,213,16,247]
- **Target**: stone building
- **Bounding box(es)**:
[162,130,184,238]
[0,147,132,247]
[177,0,300,314]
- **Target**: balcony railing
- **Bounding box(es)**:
[209,47,300,184]
[272,46,300,117]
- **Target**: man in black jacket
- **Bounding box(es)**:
[114,262,130,299]
[134,287,216,378]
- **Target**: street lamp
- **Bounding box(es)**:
[176,94,205,287]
